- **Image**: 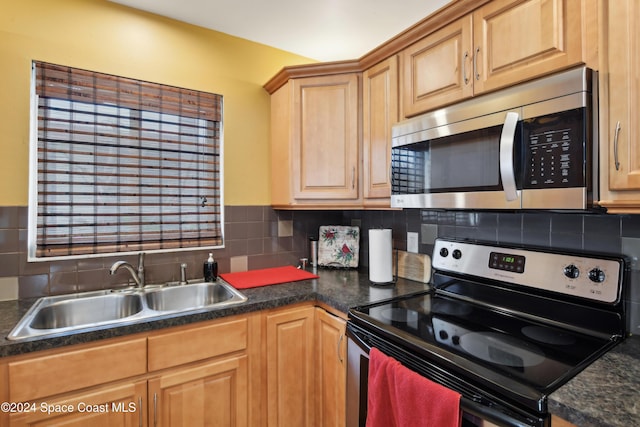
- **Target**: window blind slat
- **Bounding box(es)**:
[36,63,221,121]
[33,61,223,258]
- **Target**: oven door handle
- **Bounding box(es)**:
[499,111,520,202]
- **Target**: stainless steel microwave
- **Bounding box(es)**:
[391,66,598,210]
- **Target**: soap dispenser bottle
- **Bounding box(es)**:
[204,253,218,282]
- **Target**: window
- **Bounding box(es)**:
[28,61,223,259]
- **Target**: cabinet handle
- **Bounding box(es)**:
[138,397,143,427]
[462,51,470,85]
[614,120,622,171]
[337,333,344,364]
[351,166,355,189]
[153,392,158,427]
[473,46,481,81]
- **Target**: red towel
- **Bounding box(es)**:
[366,347,461,427]
[220,266,318,289]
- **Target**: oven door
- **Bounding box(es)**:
[346,324,547,427]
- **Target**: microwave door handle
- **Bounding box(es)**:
[499,112,520,201]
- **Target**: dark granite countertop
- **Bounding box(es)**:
[0,268,637,426]
[549,335,640,426]
[0,269,429,357]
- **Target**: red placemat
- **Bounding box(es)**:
[220,266,319,289]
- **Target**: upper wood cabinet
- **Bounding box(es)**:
[402,0,592,117]
[265,0,598,208]
[597,0,640,213]
[362,56,399,206]
[472,0,587,94]
[271,74,361,208]
[401,15,473,117]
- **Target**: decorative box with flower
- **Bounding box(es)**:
[318,225,360,268]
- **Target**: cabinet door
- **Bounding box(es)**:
[149,355,248,427]
[9,380,146,427]
[472,0,585,94]
[265,305,315,427]
[315,308,346,427]
[551,415,579,427]
[291,75,359,201]
[363,56,398,205]
[402,15,473,117]
[605,0,640,192]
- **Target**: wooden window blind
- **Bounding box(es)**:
[30,61,223,258]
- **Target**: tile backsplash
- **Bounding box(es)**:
[1,205,638,334]
[348,209,640,336]
[0,206,340,299]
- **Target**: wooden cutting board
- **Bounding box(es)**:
[394,251,431,283]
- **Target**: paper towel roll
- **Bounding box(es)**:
[369,229,393,284]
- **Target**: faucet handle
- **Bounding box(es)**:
[179,263,188,285]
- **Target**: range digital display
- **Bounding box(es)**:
[489,252,525,273]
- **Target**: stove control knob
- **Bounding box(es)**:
[588,268,606,283]
[451,335,460,346]
[452,249,462,260]
[438,330,449,340]
[563,264,580,279]
[439,248,449,257]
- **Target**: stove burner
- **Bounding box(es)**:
[459,332,546,367]
[521,325,577,346]
[380,308,419,323]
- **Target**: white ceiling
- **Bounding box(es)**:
[109,0,451,62]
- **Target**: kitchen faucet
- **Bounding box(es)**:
[109,252,145,288]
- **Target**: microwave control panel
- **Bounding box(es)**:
[523,108,586,189]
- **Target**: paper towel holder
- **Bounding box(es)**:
[369,247,399,287]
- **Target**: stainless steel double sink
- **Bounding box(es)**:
[8,281,247,341]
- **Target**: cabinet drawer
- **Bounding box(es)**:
[9,337,146,401]
[148,317,248,371]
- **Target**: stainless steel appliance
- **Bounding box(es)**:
[347,238,627,427]
[391,67,598,210]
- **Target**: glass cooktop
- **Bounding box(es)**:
[350,288,616,394]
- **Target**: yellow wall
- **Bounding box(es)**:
[0,0,313,206]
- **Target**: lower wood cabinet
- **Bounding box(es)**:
[148,355,248,427]
[0,314,255,427]
[8,379,147,427]
[265,304,316,427]
[315,307,346,427]
[0,304,348,427]
[264,304,347,427]
[551,415,578,427]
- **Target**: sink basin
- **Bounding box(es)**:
[145,282,247,312]
[29,293,143,329]
[7,281,247,341]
